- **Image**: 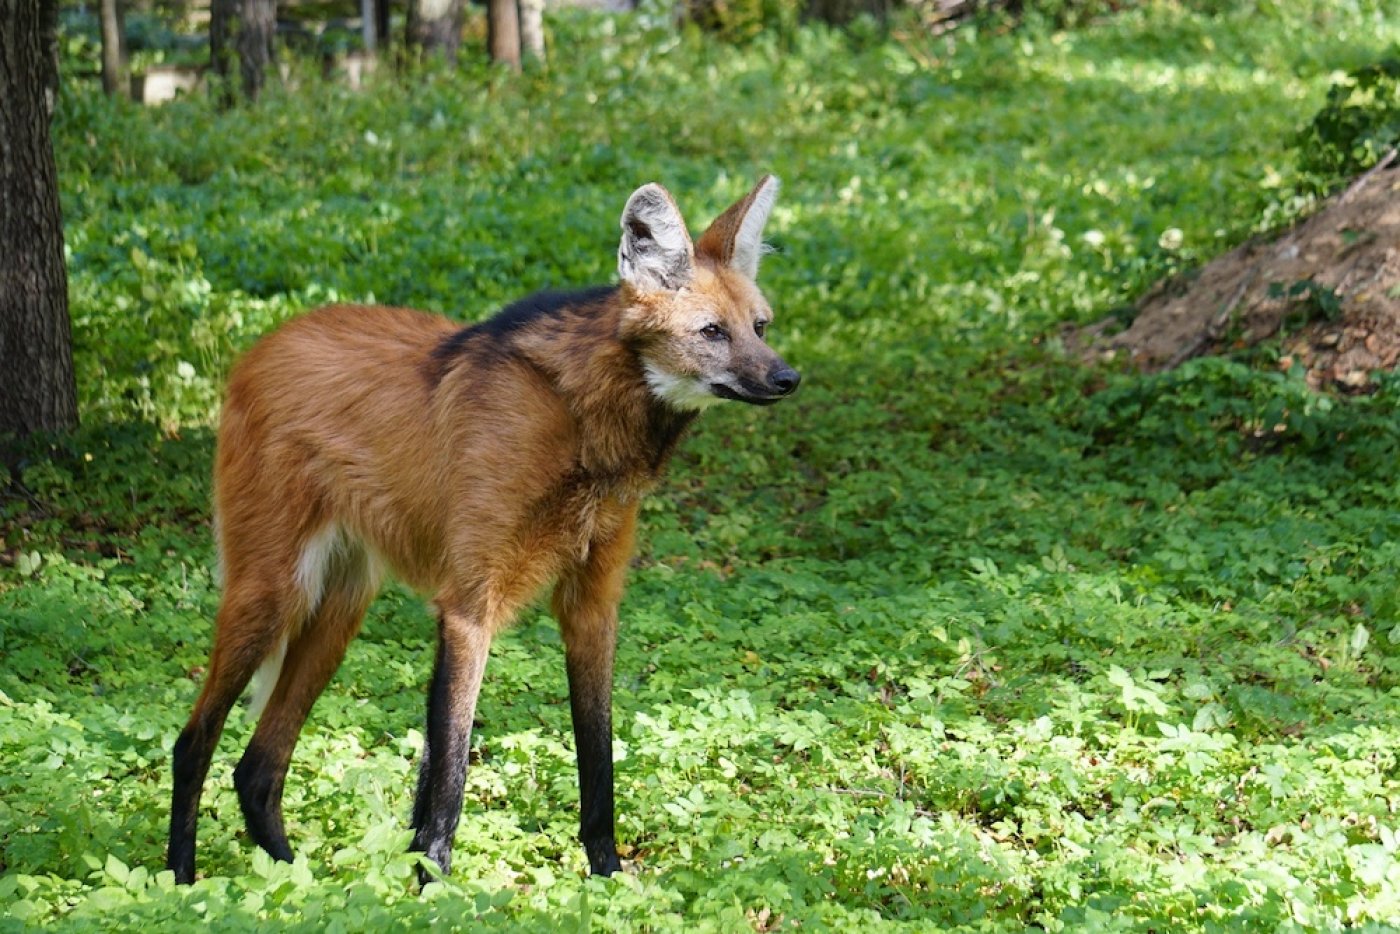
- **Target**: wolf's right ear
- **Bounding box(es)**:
[618,184,695,293]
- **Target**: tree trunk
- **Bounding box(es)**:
[361,0,378,54]
[375,0,390,56]
[235,0,276,101]
[211,0,276,103]
[409,0,465,61]
[99,0,126,97]
[487,0,521,70]
[210,0,233,103]
[519,0,545,65]
[0,0,78,438]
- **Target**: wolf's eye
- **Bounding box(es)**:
[700,324,728,342]
[754,320,768,338]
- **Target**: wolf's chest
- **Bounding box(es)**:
[545,469,650,564]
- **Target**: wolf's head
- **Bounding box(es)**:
[616,176,800,411]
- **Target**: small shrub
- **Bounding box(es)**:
[1296,50,1400,193]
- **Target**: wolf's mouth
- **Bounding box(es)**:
[711,383,786,406]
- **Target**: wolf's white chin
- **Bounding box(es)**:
[643,363,724,411]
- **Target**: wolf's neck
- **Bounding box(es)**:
[516,306,698,482]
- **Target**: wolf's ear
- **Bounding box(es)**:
[618,183,695,293]
[695,175,779,280]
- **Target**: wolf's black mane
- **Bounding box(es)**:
[432,285,619,366]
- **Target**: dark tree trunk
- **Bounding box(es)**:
[235,0,276,101]
[357,0,391,56]
[210,0,233,103]
[211,0,276,103]
[374,0,390,55]
[0,0,78,438]
[408,0,465,61]
[487,0,520,70]
[99,0,126,96]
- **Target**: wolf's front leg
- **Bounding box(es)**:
[566,625,621,876]
[553,510,637,876]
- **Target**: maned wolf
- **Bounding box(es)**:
[167,176,799,883]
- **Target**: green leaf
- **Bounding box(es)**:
[104,854,129,886]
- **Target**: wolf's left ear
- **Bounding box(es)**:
[618,183,695,293]
[696,175,779,280]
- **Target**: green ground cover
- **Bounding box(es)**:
[5,3,1400,929]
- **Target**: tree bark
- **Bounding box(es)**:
[409,0,465,61]
[487,0,521,70]
[211,0,277,103]
[519,0,545,65]
[361,0,378,54]
[99,0,126,97]
[210,0,233,103]
[0,0,78,438]
[375,0,390,56]
[235,0,276,101]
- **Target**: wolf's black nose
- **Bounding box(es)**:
[769,367,801,395]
